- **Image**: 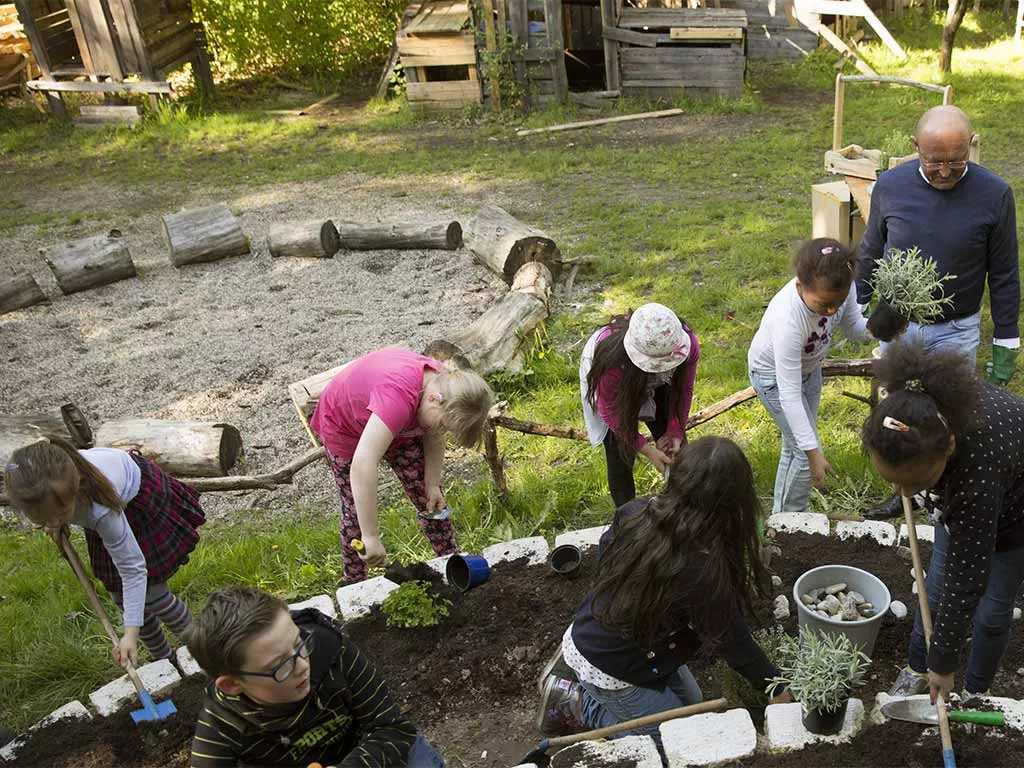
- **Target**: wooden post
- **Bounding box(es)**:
[1017,0,1023,48]
[507,0,529,104]
[544,0,569,101]
[600,0,620,90]
[833,73,845,150]
[481,0,502,111]
[191,23,216,97]
[463,205,560,283]
[163,203,249,267]
[483,420,508,498]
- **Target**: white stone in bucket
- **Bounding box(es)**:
[483,536,549,566]
[0,700,91,761]
[89,659,181,716]
[766,513,830,537]
[554,525,609,550]
[336,577,400,620]
[765,699,865,751]
[288,594,337,619]
[550,735,661,768]
[661,709,757,766]
[835,520,898,547]
[792,565,892,657]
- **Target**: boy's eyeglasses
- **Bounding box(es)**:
[233,629,315,683]
[920,159,968,173]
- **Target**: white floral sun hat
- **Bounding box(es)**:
[623,303,690,374]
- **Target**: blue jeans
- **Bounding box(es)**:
[907,524,1024,693]
[407,734,446,767]
[881,312,981,366]
[749,368,823,515]
[579,666,702,745]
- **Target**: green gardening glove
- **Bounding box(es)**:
[986,344,1018,386]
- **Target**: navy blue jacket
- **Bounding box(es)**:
[570,499,780,691]
[854,161,1019,339]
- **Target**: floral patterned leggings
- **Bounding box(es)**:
[328,437,458,583]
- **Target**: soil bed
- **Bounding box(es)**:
[6,532,1024,767]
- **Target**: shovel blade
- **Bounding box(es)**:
[130,690,177,723]
[882,697,939,725]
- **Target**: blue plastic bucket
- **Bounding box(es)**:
[446,554,491,592]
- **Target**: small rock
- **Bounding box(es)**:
[861,609,875,618]
[912,581,919,595]
[461,669,471,681]
[1016,667,1024,676]
[909,567,926,580]
[890,600,908,619]
[820,594,842,615]
[896,546,913,562]
[840,594,860,621]
[800,594,816,606]
[772,575,783,588]
[824,583,847,596]
[816,610,832,620]
[848,591,866,605]
[1015,607,1022,621]
[773,595,790,620]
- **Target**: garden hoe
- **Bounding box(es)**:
[901,495,956,768]
[518,697,728,766]
[59,529,177,724]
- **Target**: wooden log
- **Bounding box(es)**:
[288,363,351,421]
[184,446,325,492]
[43,230,137,295]
[463,205,561,284]
[447,263,552,375]
[267,219,340,259]
[0,404,93,464]
[163,203,249,267]
[333,220,462,251]
[0,271,47,315]
[93,419,243,477]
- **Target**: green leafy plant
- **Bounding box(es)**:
[381,581,451,628]
[870,245,957,323]
[767,628,871,712]
[715,626,789,709]
[880,129,914,161]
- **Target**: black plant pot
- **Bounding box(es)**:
[801,701,848,735]
[867,298,910,343]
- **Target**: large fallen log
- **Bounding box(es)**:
[163,203,249,267]
[0,271,47,315]
[447,262,553,375]
[0,404,93,463]
[463,205,560,284]
[334,220,462,251]
[43,230,137,295]
[93,420,243,477]
[267,219,340,259]
[184,446,325,491]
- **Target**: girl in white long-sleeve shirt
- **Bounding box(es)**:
[4,437,204,669]
[748,238,872,514]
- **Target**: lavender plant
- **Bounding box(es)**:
[870,245,956,324]
[766,629,871,712]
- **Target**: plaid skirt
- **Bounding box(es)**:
[85,452,205,595]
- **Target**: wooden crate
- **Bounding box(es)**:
[398,1,481,111]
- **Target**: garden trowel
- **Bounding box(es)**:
[882,699,1005,728]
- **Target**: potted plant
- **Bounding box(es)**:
[766,628,871,735]
[867,245,957,342]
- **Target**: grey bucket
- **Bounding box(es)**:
[793,564,892,657]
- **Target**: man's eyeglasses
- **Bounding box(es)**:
[920,159,968,173]
[233,629,315,683]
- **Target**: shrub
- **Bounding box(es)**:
[766,628,871,713]
[871,245,957,323]
[381,581,451,628]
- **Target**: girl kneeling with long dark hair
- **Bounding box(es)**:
[537,436,791,741]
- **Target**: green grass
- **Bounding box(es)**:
[3,9,1024,730]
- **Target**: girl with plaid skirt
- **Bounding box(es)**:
[310,348,493,583]
[4,436,204,670]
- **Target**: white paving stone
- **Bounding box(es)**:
[554,525,609,550]
[176,646,203,677]
[550,735,661,768]
[983,696,1024,731]
[0,700,91,761]
[766,513,830,537]
[483,536,550,566]
[835,520,897,547]
[89,659,181,716]
[765,699,865,751]
[898,524,935,545]
[425,554,454,582]
[336,577,400,620]
[288,593,337,619]
[662,708,757,766]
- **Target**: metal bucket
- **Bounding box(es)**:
[793,564,891,657]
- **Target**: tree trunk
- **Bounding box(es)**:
[333,220,463,251]
[267,219,340,259]
[93,419,243,477]
[463,205,561,283]
[0,271,47,315]
[43,230,136,295]
[163,203,249,267]
[447,262,552,375]
[940,0,970,72]
[0,404,93,464]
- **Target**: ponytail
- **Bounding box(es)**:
[862,343,980,466]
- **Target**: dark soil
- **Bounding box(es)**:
[6,532,1023,768]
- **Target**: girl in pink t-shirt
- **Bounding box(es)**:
[311,348,494,582]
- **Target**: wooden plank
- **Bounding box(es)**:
[65,0,124,78]
[543,0,568,101]
[407,79,480,101]
[397,32,474,58]
[853,0,907,60]
[481,0,501,110]
[399,50,476,67]
[811,21,876,75]
[13,0,53,76]
[670,26,744,39]
[603,25,657,47]
[516,107,683,136]
[405,0,470,36]
[618,8,747,28]
[507,0,528,100]
[106,0,146,74]
[27,77,172,92]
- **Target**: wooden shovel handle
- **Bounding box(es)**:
[60,530,147,694]
[544,697,729,749]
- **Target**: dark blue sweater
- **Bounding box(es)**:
[854,161,1019,339]
[570,499,779,691]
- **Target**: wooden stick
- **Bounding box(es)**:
[184,447,326,492]
[545,697,728,749]
[516,108,683,137]
[902,495,957,768]
[833,72,845,151]
[483,421,508,498]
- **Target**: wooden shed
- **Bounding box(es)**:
[12,0,213,117]
[397,1,481,111]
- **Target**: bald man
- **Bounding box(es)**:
[857,106,1020,520]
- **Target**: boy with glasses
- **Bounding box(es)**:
[185,586,445,767]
